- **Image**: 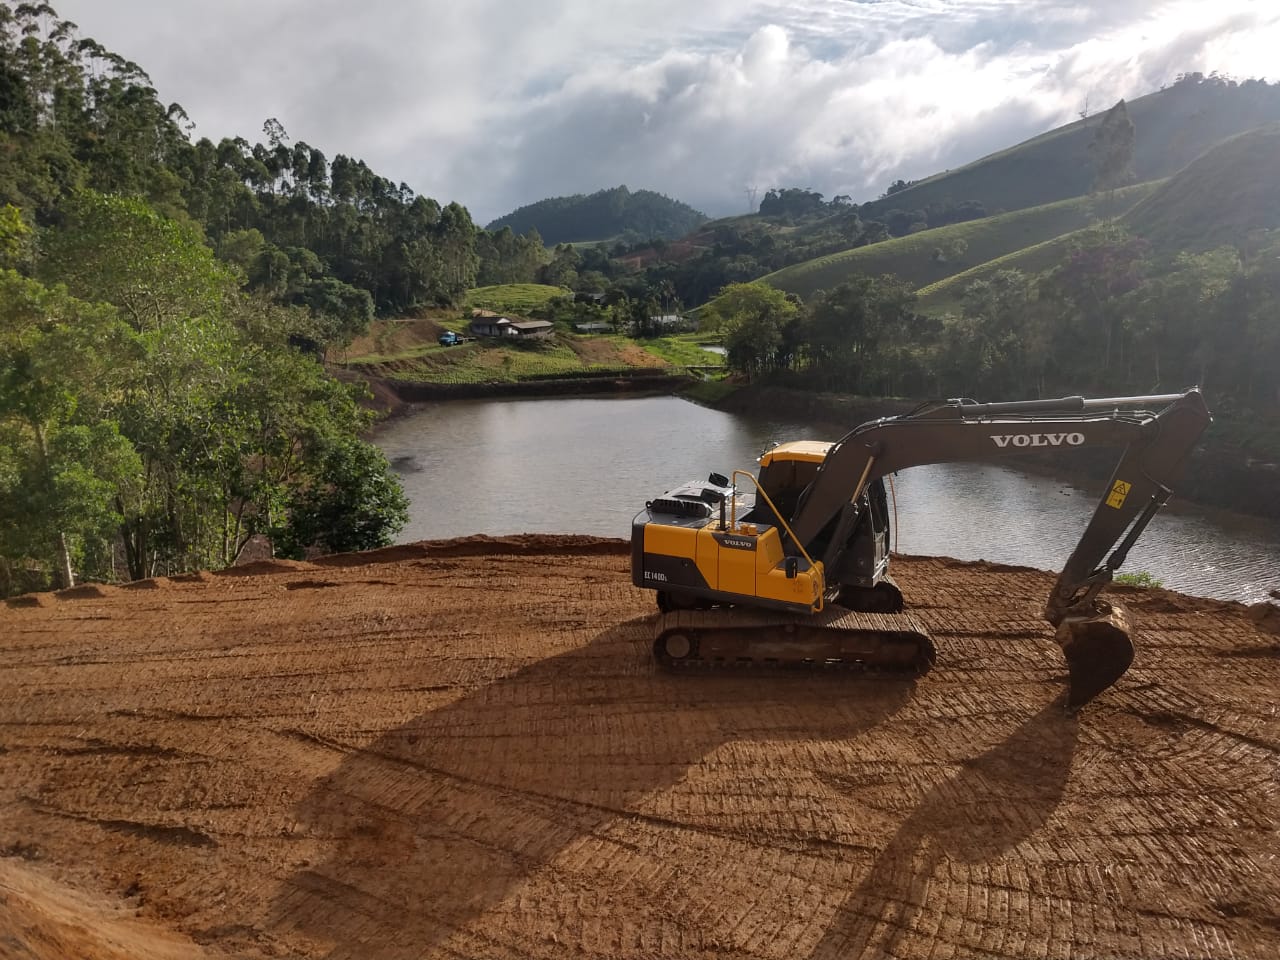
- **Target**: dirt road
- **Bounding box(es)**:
[1,536,1277,959]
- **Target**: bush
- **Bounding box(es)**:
[1114,571,1163,588]
[273,439,408,558]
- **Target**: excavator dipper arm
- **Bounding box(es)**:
[787,389,1211,709]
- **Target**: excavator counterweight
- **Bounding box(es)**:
[631,388,1211,709]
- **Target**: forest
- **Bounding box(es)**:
[485,185,707,246]
[0,3,422,594]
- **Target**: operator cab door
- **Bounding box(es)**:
[860,478,892,580]
[830,477,892,588]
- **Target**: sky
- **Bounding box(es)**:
[51,0,1280,224]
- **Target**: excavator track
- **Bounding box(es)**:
[653,608,935,677]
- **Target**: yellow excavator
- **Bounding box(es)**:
[631,389,1211,709]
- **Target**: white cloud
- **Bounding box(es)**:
[47,0,1280,222]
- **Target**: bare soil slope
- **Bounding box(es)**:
[1,536,1277,959]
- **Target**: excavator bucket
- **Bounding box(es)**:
[1055,601,1134,711]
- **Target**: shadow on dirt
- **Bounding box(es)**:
[270,618,918,957]
[809,701,1079,959]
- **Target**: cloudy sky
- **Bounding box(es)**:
[52,0,1280,224]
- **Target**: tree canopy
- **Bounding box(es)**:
[486,185,707,246]
[1,190,409,594]
[0,3,478,328]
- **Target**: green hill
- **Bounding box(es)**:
[658,77,1279,312]
[916,124,1280,314]
[487,185,707,246]
[1123,124,1280,251]
[858,75,1280,222]
[762,182,1158,300]
[914,230,1086,315]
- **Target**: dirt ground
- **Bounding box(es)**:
[1,536,1277,959]
[563,336,668,367]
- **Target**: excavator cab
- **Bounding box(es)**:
[632,388,1211,710]
[753,442,898,610]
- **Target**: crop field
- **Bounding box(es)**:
[464,283,568,314]
[359,340,637,383]
[340,321,720,385]
[625,334,725,367]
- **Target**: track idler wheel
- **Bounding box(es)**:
[654,629,699,667]
[1056,600,1134,711]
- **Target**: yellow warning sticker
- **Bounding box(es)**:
[1106,479,1132,509]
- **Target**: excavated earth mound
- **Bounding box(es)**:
[1,535,1277,959]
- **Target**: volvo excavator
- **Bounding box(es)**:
[631,388,1211,709]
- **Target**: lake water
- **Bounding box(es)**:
[375,395,1280,604]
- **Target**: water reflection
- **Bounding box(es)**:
[889,462,1280,601]
[375,395,1280,604]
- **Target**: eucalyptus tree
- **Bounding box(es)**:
[936,269,1051,397]
[805,275,920,394]
[1039,225,1151,389]
[1225,235,1280,405]
[1126,248,1241,392]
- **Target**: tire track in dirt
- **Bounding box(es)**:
[270,624,920,957]
[1,538,1276,958]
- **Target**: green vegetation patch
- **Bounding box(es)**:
[914,231,1083,315]
[1123,125,1280,252]
[465,284,567,314]
[353,330,725,386]
[635,335,726,367]
[1114,571,1163,588]
[681,379,741,405]
[763,185,1157,301]
[342,342,446,365]
[375,340,634,384]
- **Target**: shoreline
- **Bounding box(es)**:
[342,369,693,425]
[354,372,1280,521]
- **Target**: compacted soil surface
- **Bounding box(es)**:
[1,535,1277,959]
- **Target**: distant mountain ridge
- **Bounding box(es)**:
[486,185,707,246]
[727,76,1280,315]
[858,74,1280,221]
[906,126,1280,315]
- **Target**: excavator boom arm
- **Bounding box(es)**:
[786,389,1210,707]
[791,390,1209,608]
[1043,392,1211,621]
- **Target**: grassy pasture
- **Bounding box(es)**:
[762,183,1158,301]
[464,284,568,314]
[913,231,1084,315]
